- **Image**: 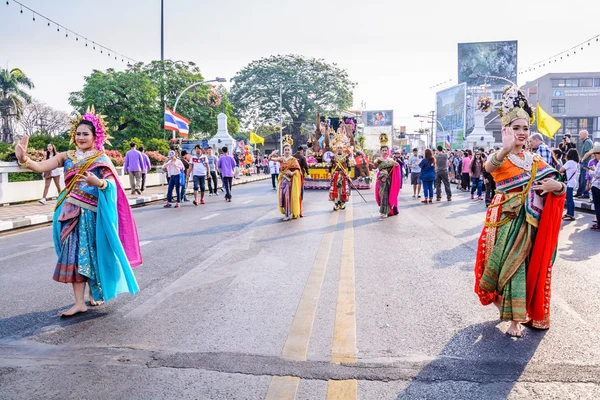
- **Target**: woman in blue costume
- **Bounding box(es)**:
[15,107,141,316]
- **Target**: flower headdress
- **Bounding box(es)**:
[282,134,294,148]
[68,106,111,151]
[497,85,535,127]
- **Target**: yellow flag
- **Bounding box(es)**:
[249,131,264,145]
[536,102,561,139]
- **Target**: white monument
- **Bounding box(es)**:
[465,110,496,150]
[208,113,236,152]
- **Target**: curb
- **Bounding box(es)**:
[0,176,269,233]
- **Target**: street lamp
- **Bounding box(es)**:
[173,77,228,113]
[413,112,445,149]
[170,77,227,140]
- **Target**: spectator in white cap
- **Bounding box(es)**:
[529,132,553,165]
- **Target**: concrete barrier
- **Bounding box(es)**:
[0,161,167,205]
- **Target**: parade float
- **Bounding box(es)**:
[304,113,372,190]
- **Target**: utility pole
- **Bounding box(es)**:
[160,0,166,138]
[279,87,283,154]
[430,111,435,149]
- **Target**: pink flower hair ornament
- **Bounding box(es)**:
[68,105,112,151]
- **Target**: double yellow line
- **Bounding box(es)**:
[265,204,357,400]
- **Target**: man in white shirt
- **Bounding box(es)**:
[408,148,422,198]
[190,145,210,205]
[269,158,280,190]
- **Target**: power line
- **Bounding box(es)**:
[4,0,138,64]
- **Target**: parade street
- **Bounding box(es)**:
[1,179,599,400]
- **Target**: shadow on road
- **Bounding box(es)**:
[558,223,600,262]
[395,321,546,400]
[0,307,107,342]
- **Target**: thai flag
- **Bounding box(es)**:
[445,134,451,150]
[164,107,190,137]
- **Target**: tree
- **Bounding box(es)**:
[140,61,239,135]
[1,68,34,143]
[69,61,239,149]
[69,68,159,147]
[18,100,69,136]
[229,55,355,146]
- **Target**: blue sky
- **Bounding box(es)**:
[2,0,600,132]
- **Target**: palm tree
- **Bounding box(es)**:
[1,68,34,143]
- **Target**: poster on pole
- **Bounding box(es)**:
[435,83,466,149]
[458,40,518,87]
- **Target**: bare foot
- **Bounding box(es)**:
[506,321,523,337]
[89,299,104,307]
[60,304,87,317]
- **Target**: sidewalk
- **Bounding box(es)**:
[0,174,269,233]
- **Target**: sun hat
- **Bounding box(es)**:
[593,145,600,154]
[167,150,175,157]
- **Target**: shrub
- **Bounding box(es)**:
[146,151,167,165]
[121,137,145,155]
[9,172,43,182]
[145,138,170,155]
[104,150,125,167]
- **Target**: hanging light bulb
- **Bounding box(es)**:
[76,36,78,41]
[32,12,35,21]
[20,5,22,13]
[47,21,50,26]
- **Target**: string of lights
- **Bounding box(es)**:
[4,0,138,64]
[428,79,453,90]
[518,34,600,75]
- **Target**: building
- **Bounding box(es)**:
[522,72,600,147]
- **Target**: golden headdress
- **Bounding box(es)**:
[497,85,535,127]
[68,105,112,151]
[379,133,389,148]
[282,134,294,148]
[333,132,346,148]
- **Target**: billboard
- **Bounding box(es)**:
[436,83,467,149]
[363,110,393,127]
[458,40,518,87]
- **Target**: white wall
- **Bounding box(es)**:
[0,162,167,204]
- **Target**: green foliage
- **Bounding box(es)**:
[0,142,11,153]
[9,172,42,182]
[145,138,170,155]
[69,68,159,144]
[26,134,71,153]
[1,68,35,143]
[122,137,145,155]
[229,55,355,145]
[68,61,239,145]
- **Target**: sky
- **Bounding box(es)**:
[2,0,600,133]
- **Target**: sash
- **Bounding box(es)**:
[55,152,104,211]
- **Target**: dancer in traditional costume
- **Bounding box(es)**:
[474,86,566,337]
[374,134,401,219]
[269,135,303,221]
[14,107,141,317]
[328,134,356,211]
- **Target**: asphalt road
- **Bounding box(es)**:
[1,179,599,400]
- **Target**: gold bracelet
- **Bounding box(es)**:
[18,157,30,167]
[98,179,108,190]
[553,182,567,196]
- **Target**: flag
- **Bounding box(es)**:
[249,131,264,145]
[445,133,451,150]
[536,102,561,139]
[164,107,191,138]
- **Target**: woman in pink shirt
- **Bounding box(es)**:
[461,151,472,191]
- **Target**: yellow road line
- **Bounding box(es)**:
[264,211,340,399]
[327,203,358,399]
[265,376,301,400]
[326,380,358,400]
[331,204,357,364]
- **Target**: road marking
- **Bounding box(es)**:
[201,213,219,220]
[242,199,254,204]
[264,211,340,399]
[139,240,152,247]
[327,202,357,399]
[264,376,300,400]
[326,380,358,399]
[0,242,54,262]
